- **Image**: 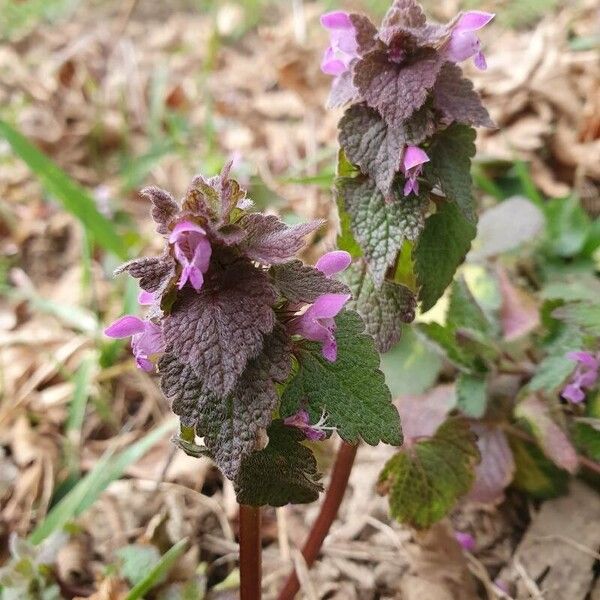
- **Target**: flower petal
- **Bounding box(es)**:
[455,11,495,33]
[168,219,206,243]
[311,293,351,319]
[138,290,155,305]
[320,11,352,30]
[473,50,487,70]
[567,351,599,369]
[105,315,145,338]
[315,250,352,277]
[402,145,429,171]
[562,383,585,404]
[321,53,347,76]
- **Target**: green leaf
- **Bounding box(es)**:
[235,420,323,506]
[447,277,493,337]
[343,260,415,353]
[509,436,568,499]
[572,422,600,462]
[456,373,487,418]
[336,176,425,286]
[117,544,161,587]
[380,329,442,397]
[29,420,176,545]
[124,539,188,600]
[414,202,476,312]
[417,322,477,372]
[553,302,600,337]
[543,197,590,258]
[0,120,128,259]
[378,419,479,529]
[282,310,402,446]
[424,124,477,223]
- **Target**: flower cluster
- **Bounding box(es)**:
[562,351,599,404]
[105,164,352,482]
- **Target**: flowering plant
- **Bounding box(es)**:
[106,163,401,506]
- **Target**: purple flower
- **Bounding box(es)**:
[401,146,429,196]
[290,293,351,362]
[320,11,358,76]
[561,351,599,404]
[443,11,495,70]
[169,220,212,292]
[137,290,155,305]
[284,409,330,441]
[105,315,165,372]
[315,250,352,277]
[454,531,476,552]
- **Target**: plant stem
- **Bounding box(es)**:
[277,441,358,600]
[239,504,262,600]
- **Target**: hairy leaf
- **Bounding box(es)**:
[432,63,494,128]
[327,70,359,109]
[142,187,180,236]
[282,310,402,446]
[381,0,426,29]
[115,254,176,295]
[378,419,479,528]
[349,13,379,55]
[414,202,476,311]
[354,48,443,130]
[516,395,578,474]
[466,425,515,505]
[456,373,488,418]
[270,260,350,304]
[240,213,322,264]
[337,176,426,286]
[163,256,276,396]
[343,261,415,352]
[424,124,477,223]
[339,103,435,196]
[235,420,323,506]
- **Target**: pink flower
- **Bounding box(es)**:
[443,11,495,70]
[284,409,331,441]
[137,290,155,305]
[169,220,212,292]
[562,351,599,404]
[105,315,165,372]
[315,250,352,277]
[290,293,351,362]
[401,146,429,196]
[454,531,476,552]
[320,11,358,76]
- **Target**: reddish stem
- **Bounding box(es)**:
[277,441,358,600]
[239,504,262,600]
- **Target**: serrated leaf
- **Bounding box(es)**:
[339,103,434,196]
[142,187,180,236]
[414,202,476,311]
[378,419,479,529]
[424,124,477,223]
[456,373,487,418]
[270,260,350,304]
[432,63,494,128]
[240,213,322,265]
[235,420,323,506]
[516,395,578,473]
[343,260,415,352]
[163,255,276,396]
[337,176,425,286]
[381,0,426,29]
[466,425,515,505]
[353,48,443,131]
[282,310,402,446]
[552,302,600,337]
[115,254,176,295]
[327,70,359,109]
[349,13,379,55]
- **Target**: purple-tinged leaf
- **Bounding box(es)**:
[115,254,176,296]
[212,223,247,246]
[327,70,360,109]
[339,103,435,196]
[142,187,180,235]
[424,123,477,223]
[270,260,350,304]
[496,265,540,341]
[432,63,494,128]
[466,425,515,506]
[343,260,415,352]
[381,0,426,30]
[354,48,443,130]
[349,13,380,55]
[163,255,276,396]
[240,214,323,265]
[394,384,455,445]
[337,176,426,287]
[516,395,578,474]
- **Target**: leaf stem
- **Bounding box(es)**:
[239,504,262,600]
[277,441,358,600]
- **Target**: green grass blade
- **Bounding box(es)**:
[66,355,96,438]
[0,120,128,258]
[29,419,176,545]
[124,538,189,600]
